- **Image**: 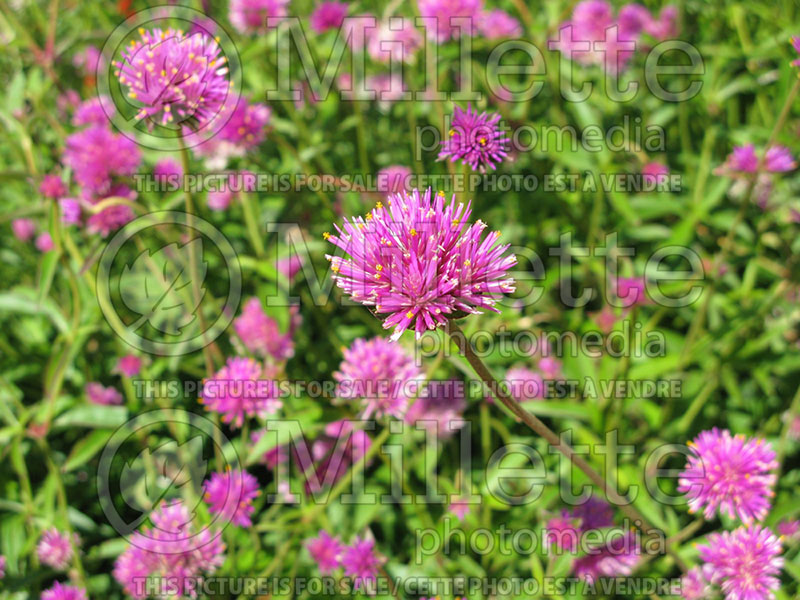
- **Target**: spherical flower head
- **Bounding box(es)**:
[41,583,88,600]
[192,98,271,166]
[448,498,472,521]
[203,468,260,527]
[12,218,36,241]
[418,0,483,42]
[341,536,384,590]
[40,174,67,199]
[538,355,562,379]
[439,104,509,172]
[792,36,800,67]
[642,161,669,185]
[572,496,615,532]
[208,187,234,211]
[85,382,123,405]
[367,18,424,63]
[680,565,715,600]
[334,337,422,418]
[85,185,138,237]
[153,157,184,180]
[573,530,641,583]
[72,95,113,127]
[405,379,467,436]
[200,357,282,428]
[544,511,581,552]
[229,0,290,34]
[115,354,143,377]
[307,530,344,574]
[617,3,650,38]
[37,528,79,570]
[326,187,516,340]
[116,28,231,130]
[477,9,522,39]
[505,366,544,402]
[113,500,226,600]
[765,145,796,172]
[643,5,678,40]
[614,276,648,307]
[59,198,82,225]
[376,165,412,193]
[35,232,54,253]
[698,525,783,600]
[63,125,141,195]
[678,428,777,523]
[310,1,348,33]
[365,73,407,108]
[232,297,295,360]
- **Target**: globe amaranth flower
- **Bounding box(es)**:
[340,536,384,590]
[73,45,103,75]
[439,104,509,172]
[310,1,348,33]
[41,583,87,600]
[715,144,797,175]
[307,530,344,574]
[680,565,715,600]
[614,276,648,307]
[367,18,424,63]
[114,354,142,377]
[573,530,641,583]
[543,511,581,552]
[200,357,282,428]
[37,528,79,570]
[642,161,669,186]
[72,95,113,127]
[115,28,231,129]
[85,382,123,405]
[229,0,289,34]
[306,420,372,494]
[698,525,783,600]
[417,0,483,42]
[63,125,141,196]
[191,98,271,167]
[678,428,777,523]
[777,519,800,541]
[448,498,472,521]
[40,174,67,199]
[334,337,422,418]
[376,165,412,194]
[325,187,517,340]
[59,198,81,225]
[203,468,260,527]
[232,297,296,361]
[35,232,54,253]
[405,379,467,436]
[153,157,184,180]
[12,218,36,241]
[477,9,522,39]
[85,184,138,237]
[504,366,544,402]
[113,500,225,600]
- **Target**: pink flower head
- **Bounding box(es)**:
[537,355,562,379]
[544,511,581,552]
[63,125,141,195]
[477,9,522,39]
[643,5,678,40]
[41,583,88,600]
[192,98,271,165]
[614,276,648,307]
[367,18,424,63]
[765,145,796,172]
[0,555,5,578]
[307,530,344,574]
[334,337,422,418]
[12,218,36,241]
[573,530,641,583]
[306,420,372,494]
[250,428,289,468]
[35,232,54,252]
[642,161,669,185]
[115,28,231,129]
[40,174,67,199]
[115,354,143,377]
[85,185,138,237]
[341,536,384,590]
[777,519,800,540]
[326,188,516,340]
[697,525,783,600]
[448,497,472,520]
[153,157,184,179]
[680,565,714,600]
[85,381,123,405]
[200,357,281,428]
[365,73,407,107]
[405,379,467,436]
[418,0,483,42]
[59,198,81,225]
[113,500,225,600]
[439,104,509,172]
[617,3,650,38]
[73,44,103,75]
[277,254,304,279]
[229,0,290,34]
[572,495,615,531]
[678,428,777,523]
[310,1,348,33]
[203,468,260,527]
[792,36,800,67]
[376,165,412,193]
[37,528,79,570]
[232,297,295,360]
[504,366,544,402]
[72,95,113,127]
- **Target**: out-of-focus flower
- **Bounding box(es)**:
[40,174,67,199]
[12,218,36,241]
[306,420,372,493]
[614,276,648,307]
[642,161,669,186]
[716,144,796,176]
[0,555,5,579]
[115,28,231,129]
[113,500,226,600]
[697,525,783,600]
[365,73,407,108]
[326,188,516,339]
[418,0,483,42]
[59,198,82,225]
[405,379,467,436]
[85,185,138,237]
[35,232,54,252]
[448,498,472,520]
[334,337,422,419]
[777,519,800,540]
[573,530,640,583]
[439,104,509,172]
[543,511,580,552]
[307,530,344,574]
[792,36,800,67]
[200,357,281,428]
[232,297,296,361]
[203,468,260,527]
[72,95,113,127]
[114,354,142,377]
[310,1,348,33]
[376,165,412,193]
[340,536,384,590]
[367,18,424,63]
[678,428,777,523]
[680,565,714,600]
[765,146,797,172]
[477,9,522,39]
[192,98,271,167]
[64,125,141,196]
[153,157,184,179]
[504,366,544,402]
[85,382,123,405]
[41,583,88,600]
[784,411,800,440]
[250,428,289,467]
[37,528,79,570]
[73,45,103,75]
[229,0,290,34]
[643,5,678,40]
[277,254,304,279]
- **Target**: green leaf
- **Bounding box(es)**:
[53,405,128,429]
[63,429,114,472]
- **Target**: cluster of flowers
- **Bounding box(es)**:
[715,143,797,209]
[306,531,385,590]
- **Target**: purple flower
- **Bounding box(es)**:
[113,500,225,600]
[37,528,79,570]
[617,3,650,38]
[40,174,67,199]
[72,44,103,75]
[680,565,714,600]
[777,519,800,540]
[698,525,783,600]
[191,98,271,167]
[115,28,230,129]
[678,428,777,523]
[544,511,580,552]
[0,555,5,578]
[405,379,467,436]
[203,468,260,527]
[200,357,281,428]
[642,161,669,185]
[277,253,304,279]
[325,188,516,340]
[573,530,641,583]
[418,0,483,42]
[35,232,54,252]
[232,297,296,361]
[340,536,384,590]
[365,73,407,108]
[716,144,795,176]
[85,382,123,405]
[59,198,82,225]
[12,218,36,241]
[376,165,412,193]
[765,145,796,172]
[614,276,648,307]
[229,0,289,34]
[334,337,422,418]
[504,366,544,402]
[63,125,141,196]
[306,420,372,494]
[41,583,87,600]
[153,157,184,179]
[792,36,800,67]
[572,496,615,531]
[643,5,678,40]
[310,1,348,33]
[439,104,509,172]
[85,185,138,237]
[448,497,472,520]
[114,354,142,377]
[72,95,113,127]
[477,9,522,39]
[307,530,344,574]
[367,18,424,63]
